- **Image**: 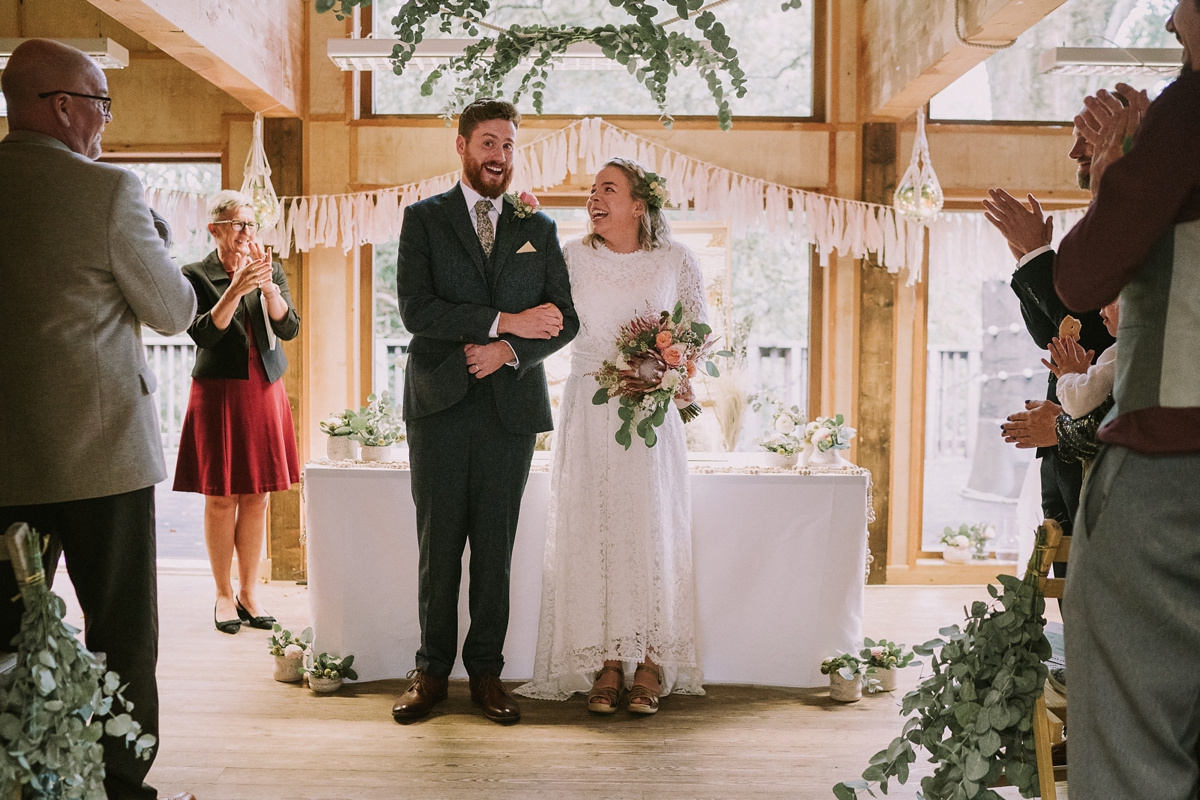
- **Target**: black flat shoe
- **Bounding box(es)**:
[236,598,276,630]
[214,603,241,635]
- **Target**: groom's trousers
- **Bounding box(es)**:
[407,378,536,679]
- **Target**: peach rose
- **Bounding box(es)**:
[686,360,697,377]
[662,345,684,367]
[655,330,674,350]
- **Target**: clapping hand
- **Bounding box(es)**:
[1001,400,1061,448]
[247,241,280,299]
[1041,336,1094,378]
[228,251,272,299]
[1076,84,1150,195]
[983,189,1053,260]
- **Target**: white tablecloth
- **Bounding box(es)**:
[304,457,869,688]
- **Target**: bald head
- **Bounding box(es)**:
[1,39,109,158]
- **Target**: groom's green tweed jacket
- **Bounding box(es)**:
[397,184,578,433]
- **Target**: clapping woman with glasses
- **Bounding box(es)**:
[174,190,301,634]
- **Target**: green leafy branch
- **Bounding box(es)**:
[314,0,806,131]
[833,524,1056,800]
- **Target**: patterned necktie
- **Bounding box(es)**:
[474,199,495,257]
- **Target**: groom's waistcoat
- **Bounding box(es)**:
[396,185,578,434]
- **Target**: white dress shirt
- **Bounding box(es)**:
[1017,244,1053,269]
[458,180,517,367]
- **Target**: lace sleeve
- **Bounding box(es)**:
[677,245,709,325]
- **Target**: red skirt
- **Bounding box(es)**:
[174,331,300,496]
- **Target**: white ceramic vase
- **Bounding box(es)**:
[764,450,799,468]
[325,435,355,461]
[359,445,392,462]
[809,447,848,467]
[943,545,973,564]
[798,441,816,467]
[829,672,862,702]
[273,654,305,683]
[875,667,898,692]
[308,675,344,693]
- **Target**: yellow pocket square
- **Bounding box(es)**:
[516,241,537,254]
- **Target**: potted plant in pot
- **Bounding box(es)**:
[804,414,856,467]
[940,523,994,563]
[753,393,807,466]
[820,653,875,702]
[859,638,919,692]
[351,392,405,462]
[268,624,313,682]
[319,409,359,461]
[305,652,358,693]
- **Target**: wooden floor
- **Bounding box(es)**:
[63,573,1063,799]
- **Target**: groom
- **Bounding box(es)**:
[392,99,578,724]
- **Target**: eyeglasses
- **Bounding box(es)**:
[37,90,113,118]
[211,220,259,233]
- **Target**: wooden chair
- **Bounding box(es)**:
[1031,519,1070,800]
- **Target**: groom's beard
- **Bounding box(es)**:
[463,153,512,199]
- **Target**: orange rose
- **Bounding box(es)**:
[662,345,684,367]
[686,360,697,377]
[655,331,674,350]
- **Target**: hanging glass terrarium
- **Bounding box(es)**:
[241,112,282,230]
[893,107,944,223]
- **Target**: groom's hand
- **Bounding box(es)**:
[497,303,563,339]
[464,342,516,379]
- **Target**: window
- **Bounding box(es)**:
[118,161,222,265]
[931,0,1178,122]
[369,0,816,119]
[371,206,810,452]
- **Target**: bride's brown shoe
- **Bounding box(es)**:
[628,662,662,715]
[586,664,624,714]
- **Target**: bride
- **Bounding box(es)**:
[516,158,707,714]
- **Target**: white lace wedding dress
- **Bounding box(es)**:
[516,237,707,700]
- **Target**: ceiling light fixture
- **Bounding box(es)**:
[0,38,130,69]
[1039,46,1182,75]
[328,38,627,72]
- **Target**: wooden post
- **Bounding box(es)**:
[264,117,305,582]
[858,122,898,584]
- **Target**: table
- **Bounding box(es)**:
[304,456,870,688]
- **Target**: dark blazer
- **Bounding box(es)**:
[182,250,300,384]
[1010,249,1115,457]
[397,185,578,434]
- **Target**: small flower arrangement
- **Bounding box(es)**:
[305,652,358,682]
[592,301,728,449]
[505,190,540,219]
[940,522,996,559]
[319,408,358,437]
[351,391,405,448]
[820,652,867,680]
[268,624,313,658]
[859,638,918,670]
[753,393,806,455]
[804,414,856,453]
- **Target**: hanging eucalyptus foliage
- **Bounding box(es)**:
[315,0,805,130]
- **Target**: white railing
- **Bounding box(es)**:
[144,335,196,449]
[926,347,980,460]
[750,340,808,411]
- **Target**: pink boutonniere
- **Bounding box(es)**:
[506,191,541,219]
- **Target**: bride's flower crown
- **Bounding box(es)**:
[634,166,671,211]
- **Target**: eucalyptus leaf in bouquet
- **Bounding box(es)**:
[1,523,154,800]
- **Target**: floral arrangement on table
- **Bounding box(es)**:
[940,523,995,561]
[505,190,540,219]
[320,408,360,438]
[860,638,918,670]
[0,524,155,798]
[350,392,405,448]
[753,393,807,457]
[804,414,856,453]
[833,523,1059,800]
[592,301,729,449]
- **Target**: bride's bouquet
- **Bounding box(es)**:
[592,302,727,449]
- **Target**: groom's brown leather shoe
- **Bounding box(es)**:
[469,673,521,724]
[391,669,448,722]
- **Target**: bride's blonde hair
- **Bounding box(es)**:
[583,158,671,252]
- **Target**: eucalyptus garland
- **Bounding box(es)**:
[315,0,806,130]
[833,523,1056,800]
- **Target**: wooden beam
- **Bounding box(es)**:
[85,0,302,115]
[263,117,305,582]
[861,0,1069,120]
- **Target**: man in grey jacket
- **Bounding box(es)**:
[0,40,197,800]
